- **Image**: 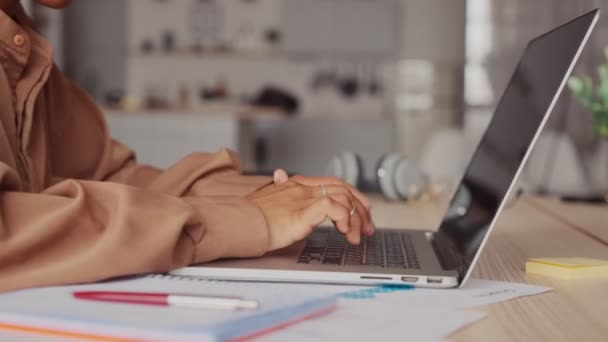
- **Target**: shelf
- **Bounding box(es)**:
[103,104,287,121]
[128,49,286,61]
[103,105,393,122]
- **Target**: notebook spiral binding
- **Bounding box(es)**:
[146,273,226,283]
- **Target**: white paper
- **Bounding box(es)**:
[263,279,550,341]
[369,279,552,311]
[264,301,487,342]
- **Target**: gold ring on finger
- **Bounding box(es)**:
[320,184,328,197]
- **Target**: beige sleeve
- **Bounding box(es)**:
[0,63,274,293]
[103,141,272,198]
[0,173,269,293]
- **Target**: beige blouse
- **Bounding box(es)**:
[0,6,271,293]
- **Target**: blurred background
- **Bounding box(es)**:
[23,0,608,199]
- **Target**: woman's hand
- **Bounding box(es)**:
[272,169,372,210]
[246,170,375,252]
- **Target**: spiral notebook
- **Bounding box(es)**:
[0,275,338,342]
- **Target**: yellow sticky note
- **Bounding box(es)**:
[525,257,608,280]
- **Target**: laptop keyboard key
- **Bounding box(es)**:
[298,228,420,269]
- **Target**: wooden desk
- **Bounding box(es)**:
[1,196,605,341]
[527,197,608,247]
[370,195,608,341]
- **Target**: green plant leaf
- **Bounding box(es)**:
[582,76,593,92]
[597,124,608,140]
[596,114,608,140]
[598,64,608,104]
[567,48,608,141]
[568,76,595,108]
[568,77,583,92]
[577,76,595,107]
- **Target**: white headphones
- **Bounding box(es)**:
[326,152,430,201]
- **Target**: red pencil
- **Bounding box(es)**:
[73,291,260,311]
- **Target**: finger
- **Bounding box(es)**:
[346,205,362,245]
[251,178,299,198]
[301,197,351,235]
[352,195,374,237]
[273,169,289,184]
[329,194,363,244]
[321,185,375,236]
[286,184,368,229]
[291,175,373,210]
[292,175,371,208]
[328,192,369,238]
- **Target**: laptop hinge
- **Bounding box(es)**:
[430,232,469,280]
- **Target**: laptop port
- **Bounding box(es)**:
[401,276,419,283]
[361,276,393,280]
[427,277,443,284]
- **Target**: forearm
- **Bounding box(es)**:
[0,179,269,293]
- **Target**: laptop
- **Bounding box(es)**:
[171,10,599,288]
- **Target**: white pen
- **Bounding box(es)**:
[74,291,260,311]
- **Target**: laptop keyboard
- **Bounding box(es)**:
[298,228,420,269]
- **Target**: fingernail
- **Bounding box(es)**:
[367,224,373,234]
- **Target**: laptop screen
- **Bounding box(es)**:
[435,10,598,279]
